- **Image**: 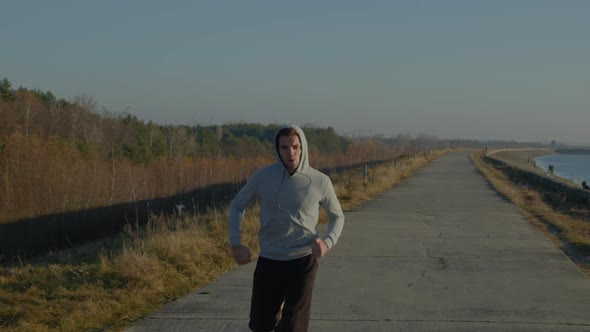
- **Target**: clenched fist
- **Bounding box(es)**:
[231,245,252,265]
[311,238,328,259]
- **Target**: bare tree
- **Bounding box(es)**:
[17,91,40,138]
[73,94,97,113]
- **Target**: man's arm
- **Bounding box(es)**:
[320,178,345,251]
[228,173,258,264]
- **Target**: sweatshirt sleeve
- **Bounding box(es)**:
[320,177,345,250]
[228,173,258,247]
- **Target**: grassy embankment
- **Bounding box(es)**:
[470,150,590,275]
[0,150,448,332]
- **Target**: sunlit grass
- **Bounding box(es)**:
[0,150,448,332]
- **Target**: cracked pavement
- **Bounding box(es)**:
[126,152,590,331]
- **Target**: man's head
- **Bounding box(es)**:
[276,127,302,174]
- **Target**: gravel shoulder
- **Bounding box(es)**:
[488,148,555,174]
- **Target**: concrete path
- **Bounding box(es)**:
[126,152,590,331]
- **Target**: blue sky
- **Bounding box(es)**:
[2,1,589,144]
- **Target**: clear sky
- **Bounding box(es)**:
[2,1,589,144]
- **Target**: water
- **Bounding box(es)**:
[534,154,590,185]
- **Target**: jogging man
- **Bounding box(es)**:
[229,125,345,331]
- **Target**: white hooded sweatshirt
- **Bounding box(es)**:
[229,125,345,261]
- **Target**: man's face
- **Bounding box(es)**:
[278,135,302,174]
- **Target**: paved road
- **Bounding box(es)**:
[126,152,590,331]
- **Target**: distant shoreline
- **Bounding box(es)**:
[488,148,585,188]
[555,148,590,155]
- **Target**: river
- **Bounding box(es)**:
[534,154,590,185]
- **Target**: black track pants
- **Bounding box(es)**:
[249,255,318,332]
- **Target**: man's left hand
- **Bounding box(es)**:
[311,238,328,258]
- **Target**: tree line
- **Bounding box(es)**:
[0,78,351,164]
[0,79,392,224]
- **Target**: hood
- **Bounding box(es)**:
[274,124,310,174]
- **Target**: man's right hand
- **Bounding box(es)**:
[231,245,252,265]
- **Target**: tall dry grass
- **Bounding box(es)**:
[470,151,590,274]
[0,150,447,332]
[0,133,271,223]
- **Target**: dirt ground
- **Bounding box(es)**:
[488,148,555,173]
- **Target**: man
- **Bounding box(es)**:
[229,125,345,332]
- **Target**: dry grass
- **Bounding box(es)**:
[0,150,448,332]
[0,134,272,224]
[0,210,252,332]
[470,151,590,275]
